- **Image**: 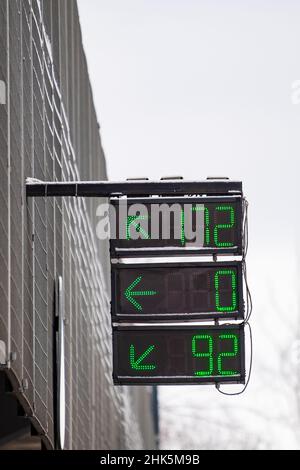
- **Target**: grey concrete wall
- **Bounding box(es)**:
[0,0,156,450]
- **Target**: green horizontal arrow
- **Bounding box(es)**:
[129,344,156,370]
[125,276,157,311]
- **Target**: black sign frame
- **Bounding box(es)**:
[113,324,246,385]
[111,261,244,322]
[110,196,243,258]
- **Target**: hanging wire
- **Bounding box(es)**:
[216,197,253,396]
[216,322,253,396]
[242,198,249,258]
[242,199,252,323]
[243,261,253,323]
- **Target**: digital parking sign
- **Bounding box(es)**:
[111,262,244,322]
[113,324,245,385]
[110,196,243,257]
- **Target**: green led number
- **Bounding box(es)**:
[181,206,210,246]
[181,209,185,246]
[214,270,237,312]
[192,206,210,245]
[192,335,213,376]
[213,206,235,247]
[126,215,150,240]
[217,334,239,376]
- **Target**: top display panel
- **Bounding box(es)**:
[110,196,243,257]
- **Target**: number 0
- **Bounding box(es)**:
[214,270,237,312]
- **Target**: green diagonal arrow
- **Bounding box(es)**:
[130,344,156,370]
[126,215,150,240]
[124,276,157,311]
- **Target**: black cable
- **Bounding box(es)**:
[242,198,249,258]
[242,199,252,322]
[243,261,253,323]
[216,322,253,396]
[215,197,253,396]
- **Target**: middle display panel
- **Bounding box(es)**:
[111,261,244,322]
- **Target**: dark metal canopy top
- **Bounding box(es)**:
[26,178,243,198]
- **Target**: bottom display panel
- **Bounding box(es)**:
[113,324,245,385]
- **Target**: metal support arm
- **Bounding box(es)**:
[26,178,242,198]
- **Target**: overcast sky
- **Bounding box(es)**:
[78,0,300,449]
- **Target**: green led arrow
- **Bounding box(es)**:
[124,276,157,311]
[129,344,156,370]
[126,215,150,240]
